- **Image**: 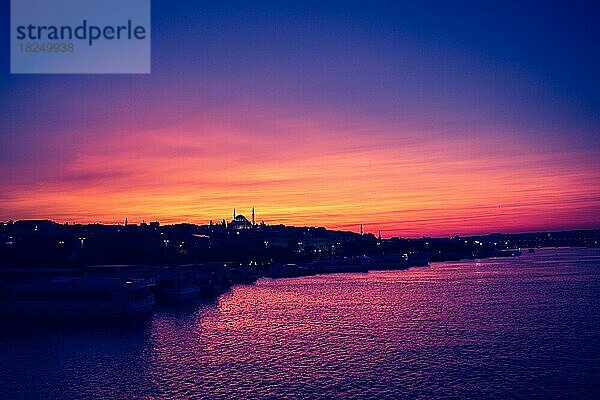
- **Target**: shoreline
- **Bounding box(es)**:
[3,247,597,321]
[4,248,580,319]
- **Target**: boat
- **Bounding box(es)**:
[155,265,214,302]
[310,256,369,273]
[362,254,429,270]
[268,263,318,278]
[496,249,522,257]
[0,276,155,317]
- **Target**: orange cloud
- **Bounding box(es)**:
[2,107,599,237]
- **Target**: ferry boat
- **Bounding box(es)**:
[76,264,217,303]
[497,248,522,257]
[268,263,318,278]
[155,265,214,302]
[0,276,155,317]
[362,254,429,270]
[310,256,369,273]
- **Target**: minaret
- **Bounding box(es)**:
[378,230,382,240]
[360,224,363,235]
[125,217,128,226]
[252,207,255,226]
[233,208,236,219]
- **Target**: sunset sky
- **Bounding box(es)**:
[1,1,599,237]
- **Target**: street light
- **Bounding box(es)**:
[78,237,86,249]
[163,239,169,258]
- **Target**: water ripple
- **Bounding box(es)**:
[1,248,599,399]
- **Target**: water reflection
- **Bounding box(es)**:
[1,248,599,399]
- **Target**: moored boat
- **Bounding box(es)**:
[0,276,155,317]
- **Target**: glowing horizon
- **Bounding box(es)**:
[2,106,598,238]
[1,2,599,238]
